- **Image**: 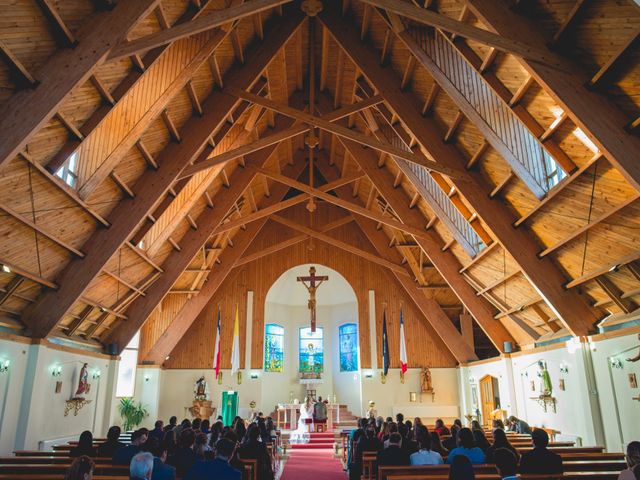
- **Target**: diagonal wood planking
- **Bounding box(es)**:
[0,0,160,172]
[319,6,601,337]
[317,161,479,362]
[140,161,309,364]
[20,9,306,339]
[104,113,298,352]
[466,0,640,193]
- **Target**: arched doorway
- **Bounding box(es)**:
[262,264,361,418]
[479,375,501,426]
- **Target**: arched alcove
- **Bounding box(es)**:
[262,264,362,415]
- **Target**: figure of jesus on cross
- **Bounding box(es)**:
[297,266,328,332]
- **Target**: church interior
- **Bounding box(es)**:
[0,0,639,478]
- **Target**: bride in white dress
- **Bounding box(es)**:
[290,397,314,443]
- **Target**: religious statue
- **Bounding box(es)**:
[74,363,90,399]
[421,367,434,393]
[366,400,377,419]
[194,376,207,401]
[626,334,640,362]
[297,266,328,332]
[537,361,553,396]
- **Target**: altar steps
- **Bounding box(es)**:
[290,433,336,450]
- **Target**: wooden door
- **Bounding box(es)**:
[479,375,497,426]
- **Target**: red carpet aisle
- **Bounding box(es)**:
[280,433,345,480]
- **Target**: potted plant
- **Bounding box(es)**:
[118,397,148,432]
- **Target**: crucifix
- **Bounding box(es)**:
[297,266,328,332]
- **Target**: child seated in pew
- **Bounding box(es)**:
[70,431,95,458]
[448,455,475,480]
[65,455,94,480]
[494,448,518,480]
[619,441,640,480]
[446,428,486,465]
[410,428,443,465]
[519,429,563,475]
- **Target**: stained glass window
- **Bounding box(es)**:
[264,324,284,372]
[299,327,323,374]
[339,323,359,372]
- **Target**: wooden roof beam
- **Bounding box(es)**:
[36,0,77,48]
[138,161,308,364]
[0,0,159,173]
[466,0,640,193]
[550,0,589,47]
[227,87,465,179]
[319,6,600,337]
[20,9,305,339]
[589,30,640,88]
[318,161,478,362]
[0,39,37,88]
[595,276,639,314]
[107,0,292,62]
[360,0,565,68]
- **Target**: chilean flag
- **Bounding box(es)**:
[399,306,408,375]
[213,305,222,378]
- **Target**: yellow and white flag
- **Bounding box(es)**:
[230,304,241,375]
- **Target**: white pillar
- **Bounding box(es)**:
[245,291,254,373]
[368,290,377,371]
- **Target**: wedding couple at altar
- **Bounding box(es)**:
[290,396,328,443]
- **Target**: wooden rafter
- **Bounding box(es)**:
[0,0,159,172]
[319,6,600,337]
[107,0,292,62]
[20,10,306,339]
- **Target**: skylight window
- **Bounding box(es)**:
[55,152,78,188]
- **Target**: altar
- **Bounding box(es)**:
[276,402,340,431]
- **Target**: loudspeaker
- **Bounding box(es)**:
[106,343,119,355]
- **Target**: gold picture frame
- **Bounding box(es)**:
[629,373,638,389]
[409,392,417,402]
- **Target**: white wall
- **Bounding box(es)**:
[0,336,118,454]
[459,330,640,452]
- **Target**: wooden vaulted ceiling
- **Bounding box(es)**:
[0,0,639,363]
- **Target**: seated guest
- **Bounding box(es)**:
[519,429,563,474]
[486,428,519,464]
[430,431,449,457]
[168,427,197,475]
[265,417,276,440]
[470,420,482,432]
[200,419,210,435]
[401,425,419,456]
[162,429,178,456]
[233,416,247,440]
[150,420,164,441]
[113,429,148,465]
[377,433,410,466]
[453,419,463,430]
[208,421,224,448]
[174,418,191,438]
[473,429,491,453]
[442,425,459,452]
[434,418,450,436]
[448,454,475,480]
[351,424,382,479]
[130,451,154,480]
[494,448,518,480]
[507,415,532,434]
[65,455,94,480]
[348,418,368,467]
[383,422,400,449]
[194,432,213,461]
[164,416,177,432]
[184,438,242,480]
[404,420,414,440]
[70,431,96,457]
[492,419,505,431]
[375,416,384,433]
[239,424,274,480]
[410,430,443,465]
[618,440,640,480]
[97,426,124,458]
[192,418,202,432]
[446,428,486,465]
[149,443,176,480]
[396,413,407,438]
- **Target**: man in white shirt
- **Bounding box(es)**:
[409,430,443,466]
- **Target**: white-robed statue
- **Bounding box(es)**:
[290,397,314,443]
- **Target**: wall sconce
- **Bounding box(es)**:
[1,264,11,273]
[52,365,62,377]
[92,370,101,379]
[559,364,569,374]
[250,372,259,379]
[364,371,373,378]
[610,358,623,369]
[0,360,9,373]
